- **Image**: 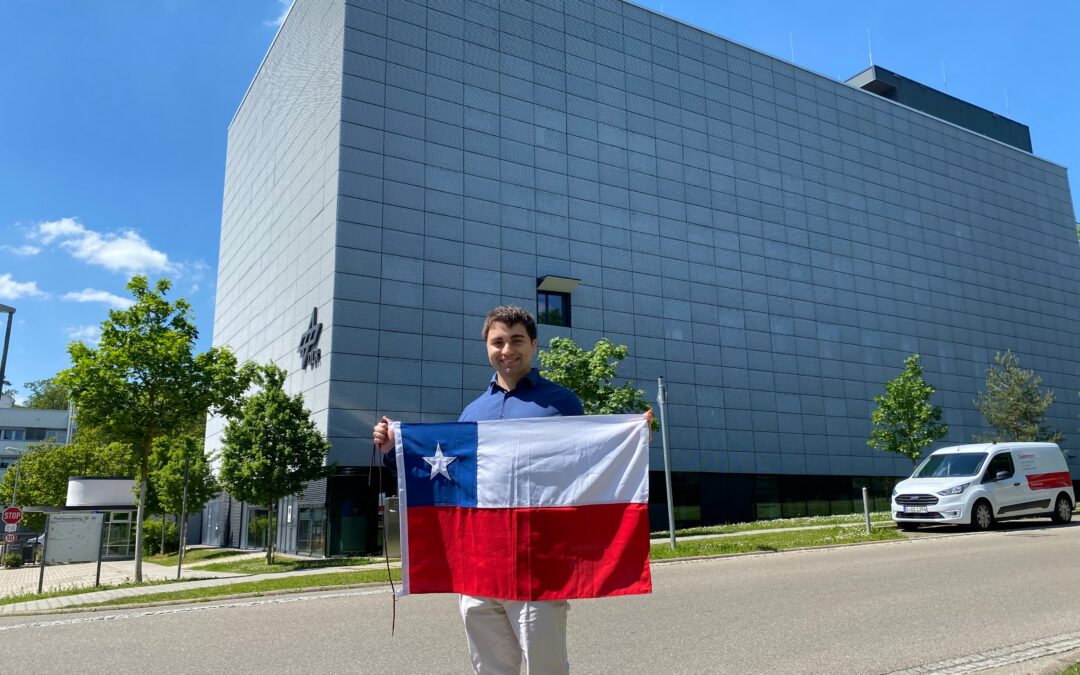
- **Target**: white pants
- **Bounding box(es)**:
[458,595,570,675]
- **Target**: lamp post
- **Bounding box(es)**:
[0,303,14,399]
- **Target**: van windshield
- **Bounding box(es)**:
[912,453,988,478]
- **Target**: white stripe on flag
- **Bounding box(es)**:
[392,421,410,596]
[475,414,649,508]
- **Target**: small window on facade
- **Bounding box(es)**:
[537,291,571,327]
[25,428,47,442]
[536,275,580,327]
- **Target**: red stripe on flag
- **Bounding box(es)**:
[406,503,652,601]
[1026,471,1073,490]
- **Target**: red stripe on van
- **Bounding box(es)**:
[1026,471,1072,490]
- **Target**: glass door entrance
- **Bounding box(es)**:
[296,507,326,556]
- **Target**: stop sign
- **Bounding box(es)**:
[1,506,22,525]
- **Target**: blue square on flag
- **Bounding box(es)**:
[399,422,478,507]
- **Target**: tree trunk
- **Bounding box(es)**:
[266,501,274,565]
[160,514,166,555]
[134,473,147,583]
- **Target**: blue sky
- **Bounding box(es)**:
[1,0,1077,400]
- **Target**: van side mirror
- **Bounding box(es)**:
[995,470,1009,481]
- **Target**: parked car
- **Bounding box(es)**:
[892,442,1075,531]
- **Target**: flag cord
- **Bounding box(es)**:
[370,441,397,636]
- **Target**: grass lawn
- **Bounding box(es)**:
[652,512,894,538]
[81,569,402,607]
[194,556,380,575]
[147,549,244,567]
[1060,665,1080,675]
[650,524,904,559]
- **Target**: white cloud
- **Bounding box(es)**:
[67,324,102,346]
[0,273,45,301]
[266,0,292,27]
[63,288,134,309]
[0,244,41,256]
[32,217,173,274]
[36,217,85,244]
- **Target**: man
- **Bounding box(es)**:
[373,305,583,674]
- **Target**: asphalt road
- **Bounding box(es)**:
[6,522,1080,674]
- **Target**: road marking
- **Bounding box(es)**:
[0,588,392,633]
[885,631,1080,674]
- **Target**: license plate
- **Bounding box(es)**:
[904,506,928,513]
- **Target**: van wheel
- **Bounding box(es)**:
[1051,494,1073,524]
[970,500,995,531]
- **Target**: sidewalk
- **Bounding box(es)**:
[0,557,245,606]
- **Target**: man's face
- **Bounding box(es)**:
[485,321,537,387]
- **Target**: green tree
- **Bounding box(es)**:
[149,432,218,551]
[538,337,656,427]
[219,364,332,564]
[974,350,1063,443]
[57,276,251,581]
[868,354,949,464]
[0,429,132,530]
[22,378,70,410]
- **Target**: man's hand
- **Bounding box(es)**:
[373,415,395,454]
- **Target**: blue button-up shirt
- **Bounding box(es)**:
[459,368,584,422]
[382,369,582,470]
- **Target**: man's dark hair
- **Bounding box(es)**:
[482,305,537,341]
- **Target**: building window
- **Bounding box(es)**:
[25,428,47,442]
[537,291,571,327]
[1,429,24,441]
[536,275,580,328]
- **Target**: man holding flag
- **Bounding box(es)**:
[374,305,651,674]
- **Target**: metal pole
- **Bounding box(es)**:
[65,401,74,445]
[95,515,105,587]
[657,377,676,550]
[11,458,19,507]
[0,305,14,398]
[177,453,190,580]
[862,487,871,534]
[37,514,49,595]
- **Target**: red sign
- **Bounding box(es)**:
[2,533,15,544]
[1,506,22,525]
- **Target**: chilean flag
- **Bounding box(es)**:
[392,414,652,601]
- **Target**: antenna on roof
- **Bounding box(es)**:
[866,30,873,67]
[941,60,949,93]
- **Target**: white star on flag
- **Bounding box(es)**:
[423,443,456,481]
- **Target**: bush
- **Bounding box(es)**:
[141,518,179,556]
[3,553,22,568]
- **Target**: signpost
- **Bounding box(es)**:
[1,506,22,557]
[37,513,106,594]
[2,506,22,526]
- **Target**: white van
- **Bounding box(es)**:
[892,442,1075,531]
